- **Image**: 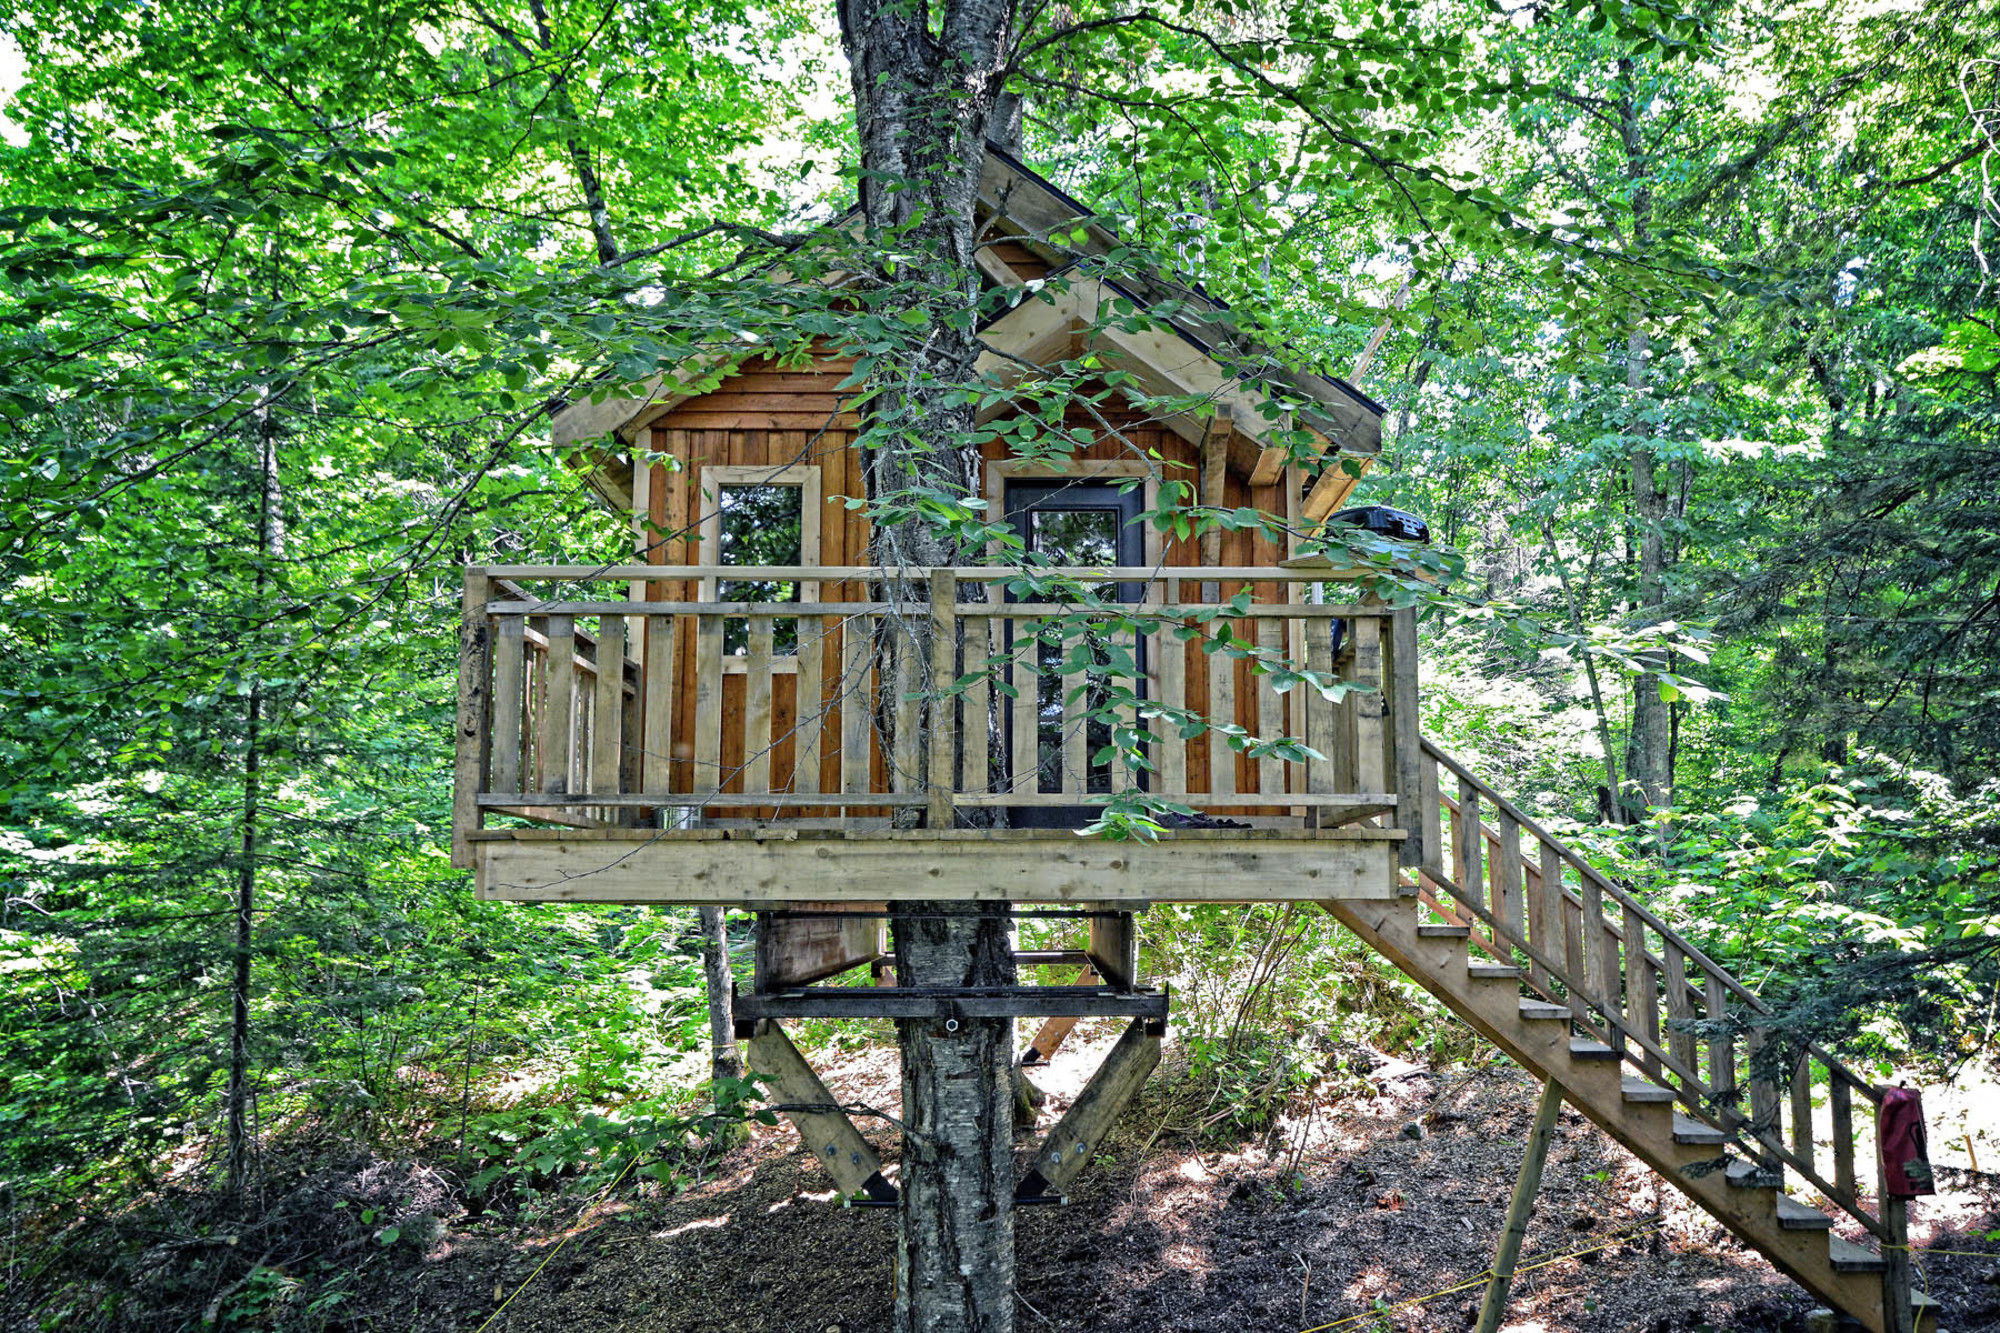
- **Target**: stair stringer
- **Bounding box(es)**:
[1324,896,1888,1333]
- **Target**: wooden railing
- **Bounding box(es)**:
[453,563,1424,852]
[1410,740,1893,1242]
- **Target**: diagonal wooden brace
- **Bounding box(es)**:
[1017,1016,1162,1200]
[1021,965,1098,1065]
[746,1020,897,1202]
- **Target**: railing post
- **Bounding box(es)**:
[452,566,492,869]
[928,569,957,829]
[1391,606,1421,867]
[1884,1192,1914,1333]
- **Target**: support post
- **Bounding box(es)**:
[1475,1079,1566,1333]
[1884,1195,1915,1333]
[1087,911,1138,990]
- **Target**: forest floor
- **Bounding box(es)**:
[387,1026,2000,1333]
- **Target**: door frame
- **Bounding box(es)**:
[984,459,1160,823]
[982,459,1163,576]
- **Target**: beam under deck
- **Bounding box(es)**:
[471,827,1403,906]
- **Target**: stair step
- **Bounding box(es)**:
[1568,1039,1622,1062]
[1672,1115,1729,1146]
[1620,1077,1676,1104]
[1726,1159,1783,1190]
[1774,1196,1835,1230]
[1417,923,1472,939]
[1826,1236,1886,1274]
[1467,963,1521,980]
[1519,1000,1571,1022]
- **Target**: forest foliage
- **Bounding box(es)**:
[0,0,1996,1323]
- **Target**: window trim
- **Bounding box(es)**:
[695,463,822,662]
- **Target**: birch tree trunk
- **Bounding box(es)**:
[832,0,1020,1325]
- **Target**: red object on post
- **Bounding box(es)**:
[1878,1086,1934,1198]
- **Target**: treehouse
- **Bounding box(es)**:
[449,147,1928,1333]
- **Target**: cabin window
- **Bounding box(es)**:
[697,464,822,657]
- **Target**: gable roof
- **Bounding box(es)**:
[552,145,1385,518]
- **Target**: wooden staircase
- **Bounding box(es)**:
[1325,740,1925,1333]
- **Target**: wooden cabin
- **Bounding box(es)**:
[446,147,1924,1333]
[451,146,1425,910]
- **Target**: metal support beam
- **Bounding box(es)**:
[1475,1078,1566,1333]
[745,1021,896,1202]
[737,983,1167,1025]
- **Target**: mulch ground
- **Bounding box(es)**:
[406,1031,2000,1333]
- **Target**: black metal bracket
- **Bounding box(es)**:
[736,983,1169,1025]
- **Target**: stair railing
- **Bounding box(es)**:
[1413,739,1890,1243]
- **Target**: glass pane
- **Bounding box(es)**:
[1029,508,1119,565]
[716,484,802,654]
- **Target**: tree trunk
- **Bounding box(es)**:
[699,906,741,1082]
[226,411,284,1205]
[893,905,1017,1333]
[1623,335,1672,816]
[1616,72,1671,820]
[833,0,1018,1325]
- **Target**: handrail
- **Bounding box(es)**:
[481,563,1400,582]
[1426,742,1881,1107]
[1418,737,1889,1238]
[485,599,1398,619]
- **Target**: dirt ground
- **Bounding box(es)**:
[407,1027,2000,1333]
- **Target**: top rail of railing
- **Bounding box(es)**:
[478,563,1399,584]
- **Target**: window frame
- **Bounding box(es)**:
[695,463,822,663]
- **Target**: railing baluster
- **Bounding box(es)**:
[1420,750,1444,878]
[1456,778,1482,901]
[1351,614,1387,798]
[1208,622,1237,798]
[1011,617,1039,796]
[1665,942,1697,1081]
[1747,1026,1784,1175]
[693,613,724,800]
[927,570,956,828]
[1157,589,1187,796]
[1561,859,1588,1020]
[744,617,774,797]
[1256,617,1284,799]
[1584,873,1621,1052]
[540,615,576,796]
[1706,974,1735,1106]
[793,613,822,796]
[1534,838,1563,992]
[492,615,525,795]
[840,614,871,797]
[1495,811,1525,944]
[1831,1074,1856,1200]
[1065,623,1089,796]
[642,615,675,796]
[1622,906,1660,1076]
[590,615,625,797]
[1304,613,1336,818]
[962,615,992,793]
[892,620,921,796]
[1390,607,1421,865]
[1790,1054,1815,1173]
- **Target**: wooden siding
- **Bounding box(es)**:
[636,357,1327,822]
